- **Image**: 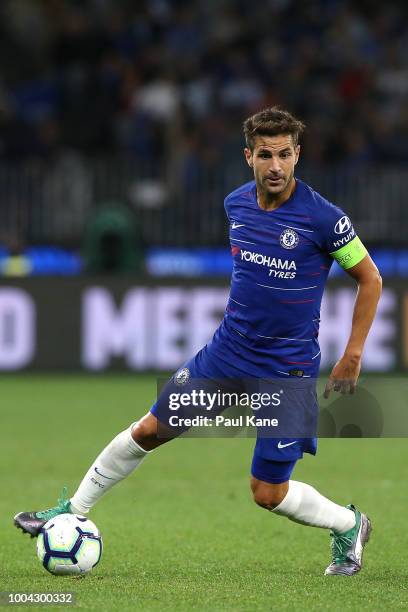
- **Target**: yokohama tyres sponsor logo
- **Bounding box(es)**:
[240,249,297,279]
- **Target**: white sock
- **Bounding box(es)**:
[272,480,356,533]
[70,423,150,514]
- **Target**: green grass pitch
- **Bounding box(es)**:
[1,375,408,611]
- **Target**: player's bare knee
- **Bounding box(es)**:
[252,491,283,510]
[131,414,160,451]
[131,413,174,451]
[251,478,288,510]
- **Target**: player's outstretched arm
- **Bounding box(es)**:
[324,255,382,397]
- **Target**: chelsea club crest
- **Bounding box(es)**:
[174,367,190,385]
[280,228,299,249]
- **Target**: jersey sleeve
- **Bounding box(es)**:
[224,195,231,221]
[316,201,368,270]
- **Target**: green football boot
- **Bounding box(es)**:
[325,504,372,576]
[14,487,72,538]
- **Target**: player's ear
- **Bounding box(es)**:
[294,145,300,165]
[244,147,253,168]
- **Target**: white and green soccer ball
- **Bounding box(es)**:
[37,514,102,576]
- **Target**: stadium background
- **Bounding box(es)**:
[1,2,408,610]
[0,0,407,372]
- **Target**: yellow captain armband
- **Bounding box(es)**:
[330,235,368,270]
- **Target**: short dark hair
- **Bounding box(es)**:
[243,106,305,150]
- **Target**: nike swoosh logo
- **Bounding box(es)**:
[94,467,115,480]
[277,441,297,449]
[231,222,245,229]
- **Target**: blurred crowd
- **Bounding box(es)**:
[1,0,408,169]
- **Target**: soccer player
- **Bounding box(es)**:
[14,107,382,576]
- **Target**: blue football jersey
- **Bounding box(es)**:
[209,178,367,378]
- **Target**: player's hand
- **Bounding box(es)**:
[323,353,361,398]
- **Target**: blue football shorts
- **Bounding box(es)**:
[150,339,318,484]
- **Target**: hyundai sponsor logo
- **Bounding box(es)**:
[334,216,352,235]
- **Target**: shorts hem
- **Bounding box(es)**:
[250,470,291,484]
